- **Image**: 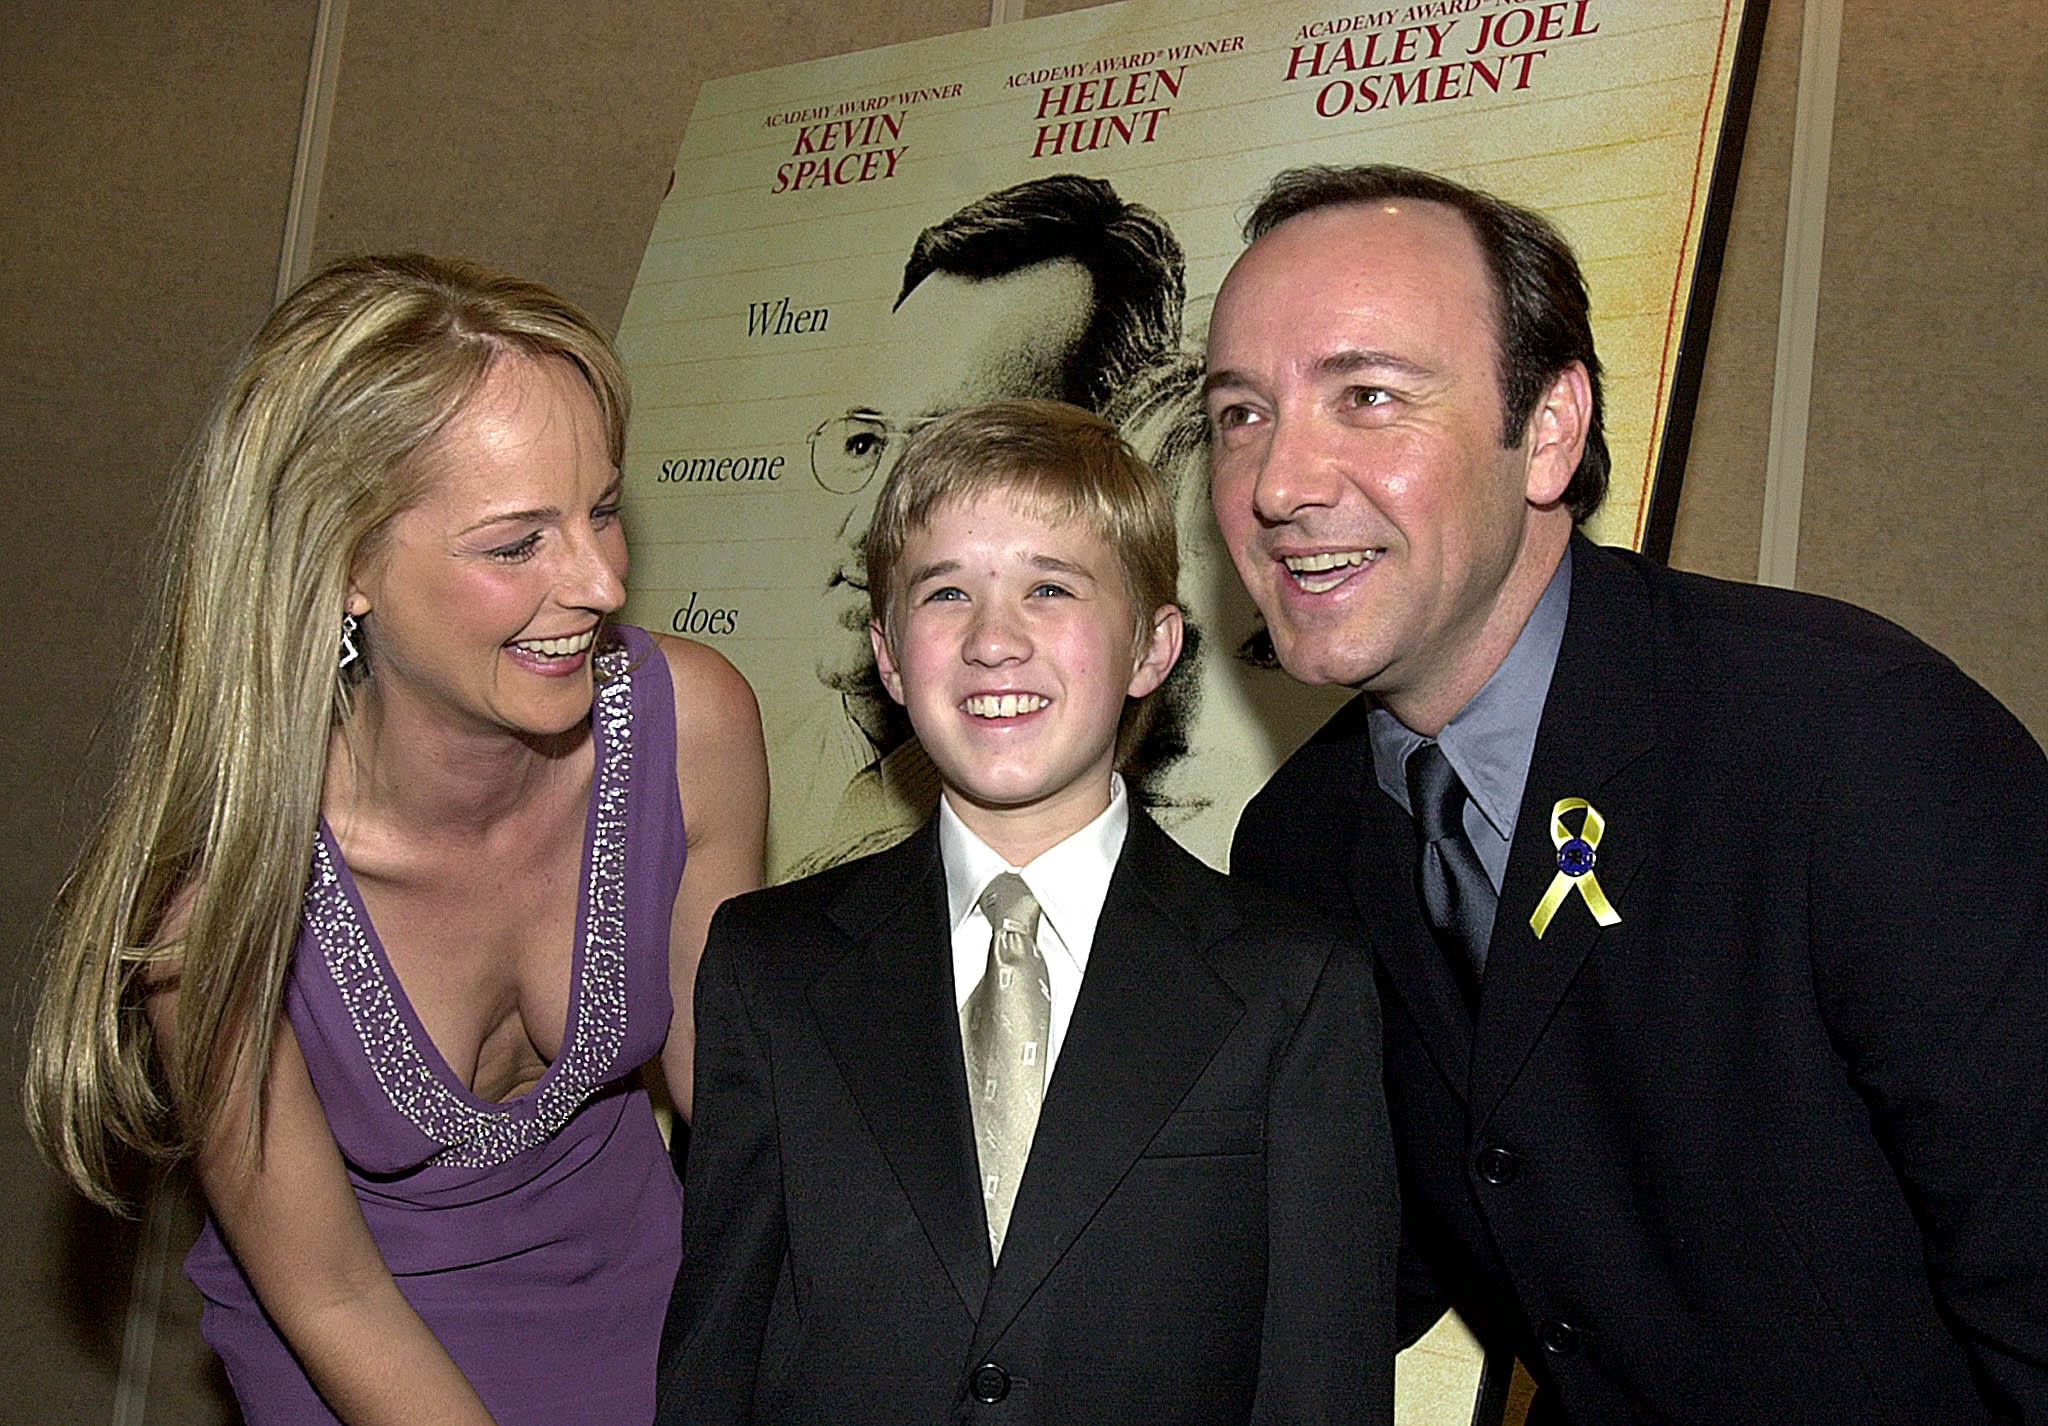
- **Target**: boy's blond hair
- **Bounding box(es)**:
[863,398,1178,642]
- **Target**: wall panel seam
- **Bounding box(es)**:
[278,0,351,302]
[1759,0,1843,590]
[111,1186,177,1426]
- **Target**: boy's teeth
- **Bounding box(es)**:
[512,629,597,657]
[965,693,1048,719]
[1283,549,1379,592]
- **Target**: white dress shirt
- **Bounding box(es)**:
[939,774,1129,1085]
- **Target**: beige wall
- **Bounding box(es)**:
[3,1,2041,1421]
[3,8,313,1424]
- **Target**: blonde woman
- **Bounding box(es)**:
[25,255,767,1425]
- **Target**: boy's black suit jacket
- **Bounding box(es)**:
[1233,534,2048,1424]
[658,807,1398,1425]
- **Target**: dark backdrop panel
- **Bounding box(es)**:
[1799,0,2046,735]
[0,7,315,1424]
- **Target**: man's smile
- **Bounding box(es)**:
[1281,549,1383,593]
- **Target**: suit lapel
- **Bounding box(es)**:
[1283,698,1475,1100]
[968,813,1247,1357]
[1470,539,1661,1126]
[810,821,991,1316]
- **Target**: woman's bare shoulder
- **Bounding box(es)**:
[648,632,761,743]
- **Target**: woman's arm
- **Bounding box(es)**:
[655,636,769,1120]
[148,984,498,1426]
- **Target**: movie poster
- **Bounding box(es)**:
[619,3,1755,1412]
[620,0,1753,888]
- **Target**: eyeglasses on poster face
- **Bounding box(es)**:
[808,411,942,494]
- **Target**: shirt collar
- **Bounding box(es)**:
[940,774,1129,967]
[1368,544,1572,840]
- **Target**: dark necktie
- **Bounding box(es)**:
[1406,741,1496,1005]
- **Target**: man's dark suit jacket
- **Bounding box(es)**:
[658,807,1397,1425]
[1233,536,2048,1424]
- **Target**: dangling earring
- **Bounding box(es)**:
[339,613,362,672]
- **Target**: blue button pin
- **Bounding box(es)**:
[1558,837,1596,878]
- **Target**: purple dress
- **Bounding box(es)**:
[186,627,685,1425]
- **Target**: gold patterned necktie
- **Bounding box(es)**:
[962,872,1050,1262]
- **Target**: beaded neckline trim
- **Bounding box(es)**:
[302,642,635,1168]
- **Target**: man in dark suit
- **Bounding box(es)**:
[1205,164,2048,1423]
[660,399,1397,1424]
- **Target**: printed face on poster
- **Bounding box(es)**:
[619,0,1756,879]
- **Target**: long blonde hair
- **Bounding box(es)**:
[24,254,629,1209]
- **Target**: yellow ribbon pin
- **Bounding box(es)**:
[1529,798,1621,938]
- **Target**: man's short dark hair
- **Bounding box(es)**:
[1246,164,1609,523]
[898,175,1185,419]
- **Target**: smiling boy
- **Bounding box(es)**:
[658,399,1395,1425]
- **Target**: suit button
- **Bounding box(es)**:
[969,1363,1010,1403]
[1475,1145,1519,1185]
[1538,1319,1581,1357]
